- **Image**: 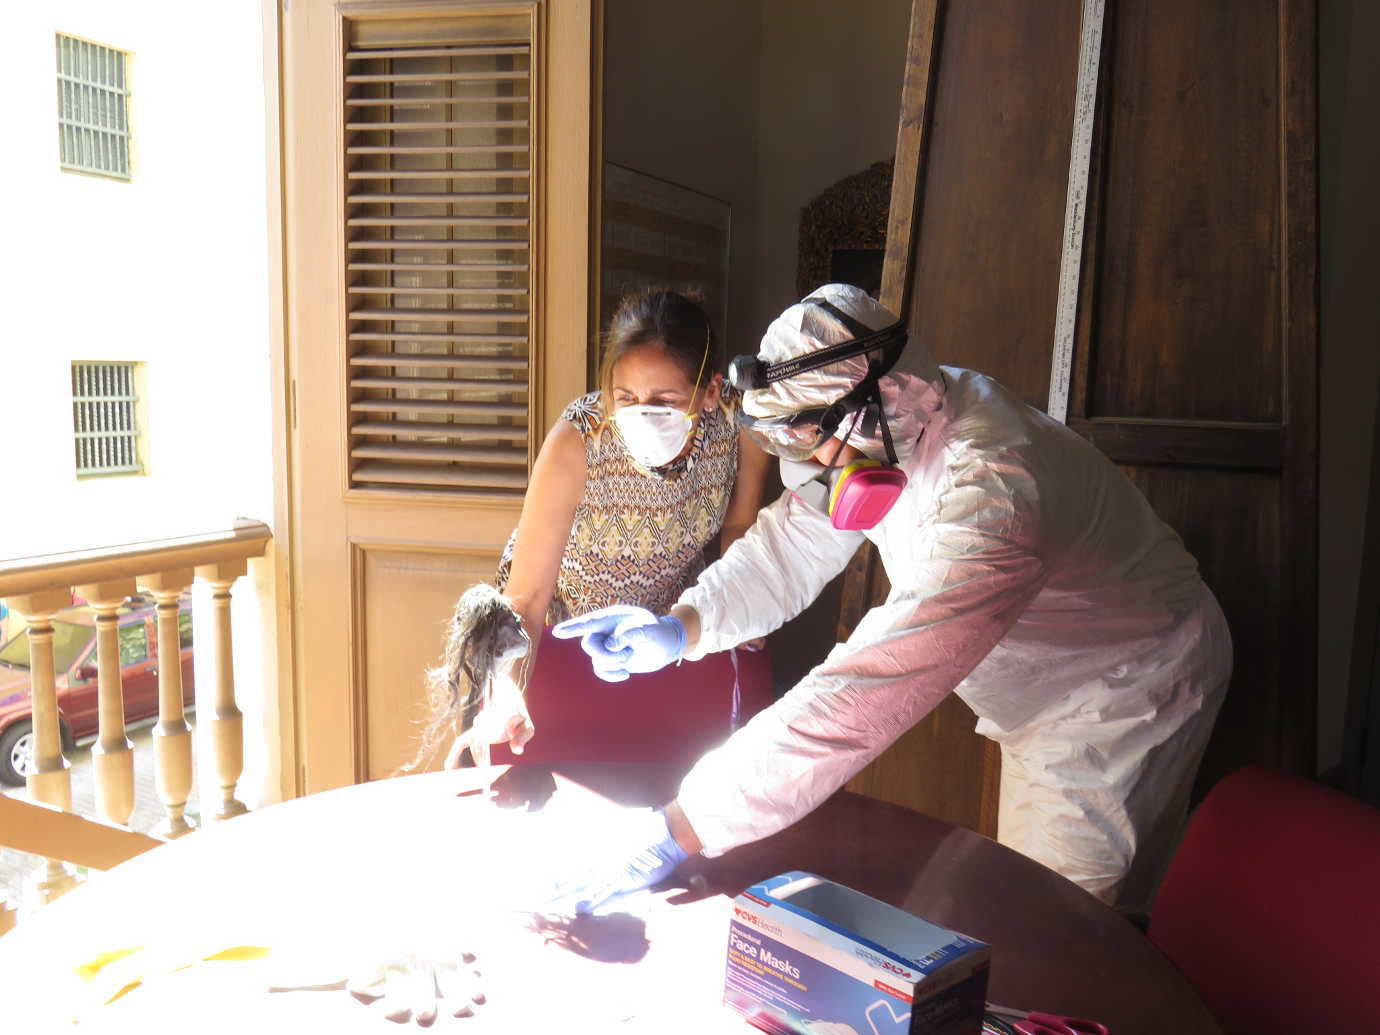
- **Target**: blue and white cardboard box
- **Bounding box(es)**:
[724,872,990,1035]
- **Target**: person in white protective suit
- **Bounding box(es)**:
[547,283,1233,917]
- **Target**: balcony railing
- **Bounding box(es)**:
[0,520,272,933]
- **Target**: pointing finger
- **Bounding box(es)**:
[551,615,610,639]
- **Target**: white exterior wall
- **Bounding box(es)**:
[5,1,274,554]
[2,2,282,807]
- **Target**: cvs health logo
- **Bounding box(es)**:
[856,947,914,981]
[732,908,783,938]
[881,959,914,979]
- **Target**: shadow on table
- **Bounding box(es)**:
[486,765,559,811]
[524,911,650,964]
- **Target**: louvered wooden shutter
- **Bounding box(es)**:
[343,17,533,497]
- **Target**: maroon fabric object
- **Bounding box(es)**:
[491,626,775,777]
[1149,765,1380,1035]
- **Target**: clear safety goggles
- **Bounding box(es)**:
[739,405,838,461]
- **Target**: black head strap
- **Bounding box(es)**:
[728,298,907,391]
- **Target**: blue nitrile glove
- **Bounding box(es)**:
[552,605,687,682]
[547,807,690,915]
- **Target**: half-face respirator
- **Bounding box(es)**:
[729,298,909,531]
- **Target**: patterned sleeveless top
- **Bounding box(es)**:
[495,390,740,625]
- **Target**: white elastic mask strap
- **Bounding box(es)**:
[685,326,711,414]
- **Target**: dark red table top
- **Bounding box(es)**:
[542,762,1222,1035]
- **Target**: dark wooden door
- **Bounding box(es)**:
[846,0,1319,832]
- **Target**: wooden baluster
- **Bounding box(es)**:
[137,572,196,838]
[1,892,17,935]
[195,562,248,820]
[74,580,138,827]
[9,589,81,903]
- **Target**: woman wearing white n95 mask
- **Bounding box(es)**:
[552,282,1232,918]
[424,288,773,772]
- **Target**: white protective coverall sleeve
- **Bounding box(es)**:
[676,463,1048,857]
[679,489,865,660]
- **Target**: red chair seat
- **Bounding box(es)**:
[1149,766,1380,1035]
[491,627,774,778]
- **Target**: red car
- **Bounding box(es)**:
[0,597,194,786]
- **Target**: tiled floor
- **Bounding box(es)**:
[2,716,202,909]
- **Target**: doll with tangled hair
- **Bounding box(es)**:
[407,582,531,773]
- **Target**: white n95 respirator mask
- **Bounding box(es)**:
[611,330,711,470]
[613,405,695,469]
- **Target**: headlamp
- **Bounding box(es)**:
[727,298,907,393]
[733,298,908,462]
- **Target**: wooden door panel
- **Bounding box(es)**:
[1074,0,1319,788]
[908,0,1081,408]
[1091,0,1284,421]
[283,0,595,793]
[356,545,501,780]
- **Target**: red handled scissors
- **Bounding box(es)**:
[986,1003,1109,1035]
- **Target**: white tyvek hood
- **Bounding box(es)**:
[743,284,942,465]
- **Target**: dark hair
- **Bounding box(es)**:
[597,288,715,420]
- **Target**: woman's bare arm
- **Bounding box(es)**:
[501,417,587,676]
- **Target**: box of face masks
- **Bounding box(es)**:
[724,872,990,1035]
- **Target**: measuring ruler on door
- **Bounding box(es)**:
[1046,0,1107,425]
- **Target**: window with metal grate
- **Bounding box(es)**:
[344,28,533,497]
[71,362,142,477]
[56,34,131,180]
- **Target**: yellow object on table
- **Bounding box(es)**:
[71,941,273,1021]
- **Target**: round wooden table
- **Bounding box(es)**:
[0,765,1221,1033]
